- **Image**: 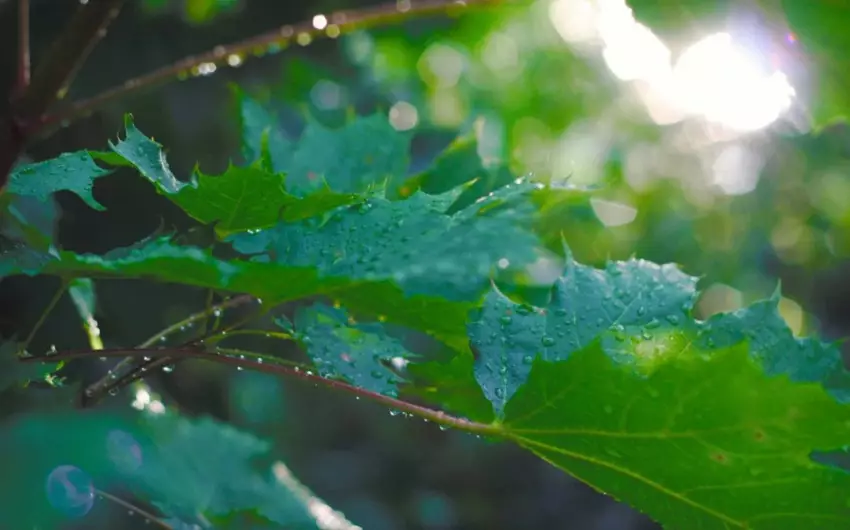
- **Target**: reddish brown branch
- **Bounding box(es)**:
[13,0,126,119]
[32,0,507,137]
[22,346,502,436]
[1,0,127,192]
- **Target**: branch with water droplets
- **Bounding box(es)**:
[95,489,173,530]
[31,0,507,137]
[21,345,503,437]
[81,294,256,405]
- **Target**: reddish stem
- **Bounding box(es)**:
[1,0,127,192]
[22,346,502,436]
[31,0,506,137]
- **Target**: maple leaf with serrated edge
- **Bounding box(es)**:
[228,191,540,302]
[292,303,415,397]
[6,152,110,211]
[100,116,365,235]
[469,250,698,415]
[0,231,487,346]
[400,132,517,214]
[233,85,292,172]
[464,247,850,528]
[236,90,411,196]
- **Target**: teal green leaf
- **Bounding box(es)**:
[235,90,411,194]
[285,114,411,196]
[229,192,539,301]
[0,236,476,345]
[234,87,292,173]
[109,116,186,193]
[293,303,415,396]
[471,251,697,415]
[0,241,58,277]
[7,152,109,211]
[468,292,545,414]
[470,253,850,527]
[0,411,321,528]
[403,133,516,214]
[0,194,58,250]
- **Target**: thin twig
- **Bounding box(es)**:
[23,346,503,436]
[32,0,507,136]
[93,294,269,399]
[95,488,173,530]
[13,0,126,119]
[15,0,30,93]
[1,0,127,190]
[81,294,255,403]
[21,280,67,352]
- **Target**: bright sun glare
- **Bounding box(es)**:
[549,0,796,131]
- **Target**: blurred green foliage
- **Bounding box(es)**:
[5,0,850,528]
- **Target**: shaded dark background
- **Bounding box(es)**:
[1,0,849,528]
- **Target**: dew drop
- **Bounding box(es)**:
[636,306,646,317]
[107,430,142,473]
[522,355,534,365]
[541,336,556,347]
[499,315,512,326]
[494,387,505,399]
[45,465,95,518]
[665,314,680,325]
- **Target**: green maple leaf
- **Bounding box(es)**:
[402,132,516,214]
[101,117,361,235]
[235,91,411,195]
[6,151,110,211]
[292,303,416,397]
[0,223,523,346]
[234,86,292,173]
[467,251,850,527]
[108,117,185,193]
[229,191,539,302]
[470,250,697,415]
[285,113,411,196]
[167,166,289,236]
